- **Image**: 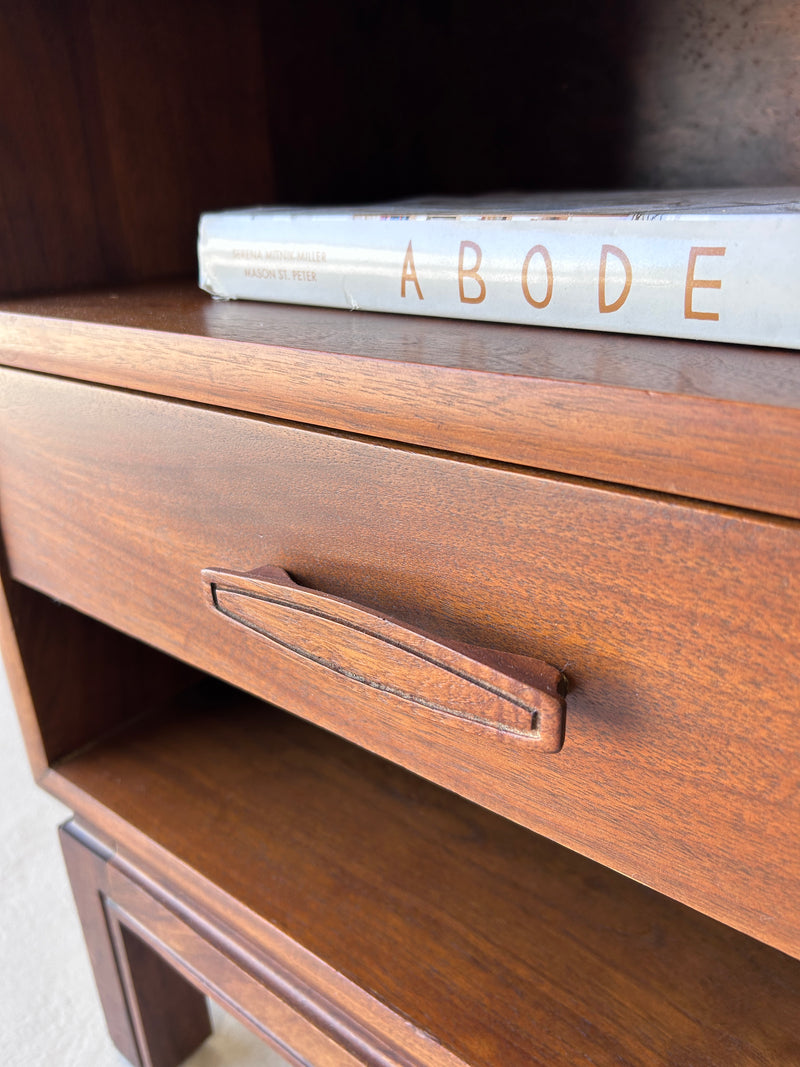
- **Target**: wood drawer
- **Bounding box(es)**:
[1,366,798,957]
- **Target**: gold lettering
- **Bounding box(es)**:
[521,245,554,309]
[599,245,632,313]
[684,246,725,321]
[458,240,486,304]
[401,241,424,300]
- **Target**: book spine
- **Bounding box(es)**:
[198,212,800,348]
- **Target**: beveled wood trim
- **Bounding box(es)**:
[108,917,213,1067]
[105,871,453,1067]
[59,822,142,1065]
[1,283,799,518]
[59,808,466,1067]
[60,821,213,1067]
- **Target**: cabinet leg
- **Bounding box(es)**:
[59,820,212,1067]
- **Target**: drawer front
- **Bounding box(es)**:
[1,367,798,956]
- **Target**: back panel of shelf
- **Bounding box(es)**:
[2,0,800,298]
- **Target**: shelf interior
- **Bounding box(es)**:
[5,2,800,300]
[52,664,800,1067]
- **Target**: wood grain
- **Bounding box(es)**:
[5,580,201,767]
[0,1,273,297]
[101,881,396,1067]
[2,367,798,956]
[108,920,213,1067]
[59,824,142,1065]
[203,565,566,750]
[53,688,800,1067]
[98,821,462,1067]
[3,1,800,1063]
[1,283,800,518]
[60,821,212,1067]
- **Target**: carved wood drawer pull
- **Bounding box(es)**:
[202,566,566,752]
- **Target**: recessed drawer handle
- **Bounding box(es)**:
[202,566,566,753]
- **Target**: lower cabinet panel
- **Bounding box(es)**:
[56,692,800,1067]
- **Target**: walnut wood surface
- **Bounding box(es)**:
[0,549,48,779]
[5,581,201,768]
[1,283,799,519]
[0,2,273,298]
[59,824,142,1064]
[102,878,396,1067]
[51,687,800,1067]
[73,815,462,1067]
[110,922,212,1067]
[60,822,212,1067]
[203,565,566,750]
[1,367,798,957]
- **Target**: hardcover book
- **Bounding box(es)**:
[198,190,800,348]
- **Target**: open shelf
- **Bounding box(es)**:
[48,671,800,1067]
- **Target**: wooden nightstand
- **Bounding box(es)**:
[1,5,799,1065]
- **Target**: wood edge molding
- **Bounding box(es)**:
[101,891,365,1067]
[0,307,798,518]
[59,821,145,1066]
[50,800,466,1067]
[0,566,48,780]
[61,820,214,1067]
[103,873,443,1067]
